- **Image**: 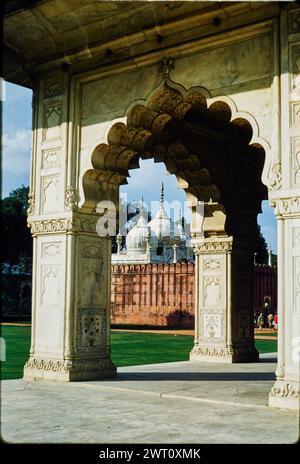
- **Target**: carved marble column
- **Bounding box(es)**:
[268,6,300,410]
[268,201,300,409]
[190,236,258,363]
[23,73,116,381]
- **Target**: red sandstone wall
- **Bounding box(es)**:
[253,264,277,314]
[111,263,277,327]
[111,263,195,327]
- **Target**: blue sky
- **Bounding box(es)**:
[2,81,277,252]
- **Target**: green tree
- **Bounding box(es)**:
[255,225,269,264]
[1,185,29,216]
[1,186,32,266]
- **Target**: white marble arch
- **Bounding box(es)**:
[18,4,299,411]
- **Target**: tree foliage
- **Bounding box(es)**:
[1,186,32,266]
[255,225,269,264]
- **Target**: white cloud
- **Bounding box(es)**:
[2,129,32,176]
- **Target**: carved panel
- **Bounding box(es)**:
[202,312,223,339]
[291,101,300,126]
[44,77,64,98]
[291,137,300,187]
[41,242,62,258]
[42,176,60,213]
[42,148,61,169]
[290,43,300,99]
[294,257,300,312]
[195,241,232,254]
[81,243,103,259]
[81,259,103,306]
[203,276,222,308]
[293,227,300,248]
[203,258,221,271]
[41,264,60,306]
[43,104,62,141]
[288,9,300,34]
[77,308,107,352]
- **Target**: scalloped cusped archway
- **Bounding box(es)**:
[82,82,268,363]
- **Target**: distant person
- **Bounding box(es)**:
[263,299,272,328]
[267,313,273,329]
[258,313,264,330]
[274,313,278,330]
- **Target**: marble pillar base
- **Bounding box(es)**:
[190,345,259,363]
[23,356,117,382]
[269,380,300,410]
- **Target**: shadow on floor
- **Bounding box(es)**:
[110,372,276,382]
[258,357,277,363]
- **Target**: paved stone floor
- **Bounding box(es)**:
[1,353,299,444]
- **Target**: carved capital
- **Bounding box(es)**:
[28,218,74,235]
[270,197,300,218]
[194,240,233,255]
[27,213,103,236]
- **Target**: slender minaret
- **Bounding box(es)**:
[173,243,178,263]
[116,230,122,255]
[140,195,145,217]
[146,227,152,261]
[268,247,272,266]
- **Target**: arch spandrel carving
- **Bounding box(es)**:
[82,81,267,240]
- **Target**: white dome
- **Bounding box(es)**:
[125,214,150,255]
[148,205,174,242]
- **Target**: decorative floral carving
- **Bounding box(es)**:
[270,380,299,398]
[81,243,103,259]
[42,149,60,169]
[203,258,221,270]
[191,345,257,359]
[77,308,107,353]
[28,214,101,236]
[41,243,61,257]
[270,197,300,217]
[27,190,35,216]
[194,241,233,254]
[268,163,282,190]
[158,57,175,80]
[25,357,69,372]
[65,186,77,209]
[24,356,113,373]
[28,218,74,235]
[79,217,99,233]
[203,313,222,339]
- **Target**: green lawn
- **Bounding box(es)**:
[0,326,277,380]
